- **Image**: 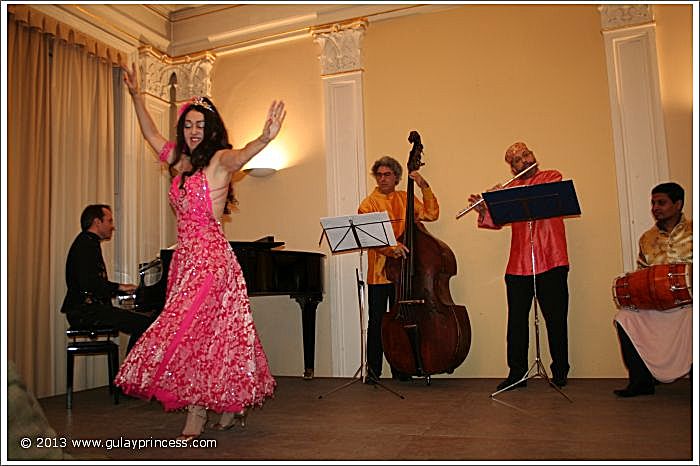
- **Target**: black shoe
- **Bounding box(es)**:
[496,377,527,391]
[364,376,379,385]
[613,385,655,397]
[552,377,567,388]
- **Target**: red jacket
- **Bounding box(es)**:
[477,169,570,275]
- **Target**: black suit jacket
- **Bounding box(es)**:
[60,231,119,313]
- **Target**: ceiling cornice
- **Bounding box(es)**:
[28,3,459,59]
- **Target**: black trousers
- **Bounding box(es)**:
[66,303,153,354]
[504,266,570,379]
[615,322,656,389]
[367,283,395,378]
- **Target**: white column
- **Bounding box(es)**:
[600,5,669,272]
[313,20,369,376]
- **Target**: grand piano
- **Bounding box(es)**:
[137,237,324,379]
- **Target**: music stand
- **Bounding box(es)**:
[483,180,580,402]
[317,212,404,399]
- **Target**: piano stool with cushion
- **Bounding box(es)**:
[65,326,120,409]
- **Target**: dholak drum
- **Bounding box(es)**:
[612,263,692,311]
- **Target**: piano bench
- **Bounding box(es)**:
[65,327,120,409]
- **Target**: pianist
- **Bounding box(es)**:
[60,204,153,353]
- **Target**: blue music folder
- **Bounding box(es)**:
[482,180,581,225]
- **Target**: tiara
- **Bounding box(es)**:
[177,96,214,117]
[190,96,214,112]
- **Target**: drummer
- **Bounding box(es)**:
[613,182,693,397]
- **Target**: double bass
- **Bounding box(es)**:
[382,131,471,384]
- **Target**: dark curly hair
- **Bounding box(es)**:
[371,156,403,184]
[170,97,237,213]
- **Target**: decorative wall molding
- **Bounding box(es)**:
[311,13,368,377]
[598,4,653,31]
[319,71,369,376]
[138,46,216,102]
[313,14,370,377]
[312,19,368,76]
[30,4,448,59]
[601,22,669,272]
[314,17,370,376]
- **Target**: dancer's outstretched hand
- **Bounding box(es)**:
[260,100,286,143]
[121,62,140,95]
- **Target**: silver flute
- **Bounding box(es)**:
[455,162,538,219]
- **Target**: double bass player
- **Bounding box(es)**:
[358,155,440,384]
[466,142,571,391]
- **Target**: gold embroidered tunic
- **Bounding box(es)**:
[637,214,693,269]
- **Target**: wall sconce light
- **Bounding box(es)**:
[243,167,277,177]
[242,145,285,177]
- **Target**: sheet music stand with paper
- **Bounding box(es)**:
[318,212,404,399]
[319,212,397,253]
[483,180,580,403]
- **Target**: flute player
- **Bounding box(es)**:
[467,141,572,392]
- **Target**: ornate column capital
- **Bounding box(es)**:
[137,46,216,102]
[598,4,653,31]
[311,19,368,76]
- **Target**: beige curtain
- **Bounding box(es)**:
[49,40,117,396]
[8,6,118,397]
[7,5,126,66]
[8,17,53,398]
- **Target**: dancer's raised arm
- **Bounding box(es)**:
[218,100,286,173]
[122,62,171,163]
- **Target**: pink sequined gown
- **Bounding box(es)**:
[115,170,276,413]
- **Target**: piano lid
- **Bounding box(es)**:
[229,235,285,250]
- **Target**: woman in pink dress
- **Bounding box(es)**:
[115,63,285,440]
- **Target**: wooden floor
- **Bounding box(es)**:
[38,376,694,462]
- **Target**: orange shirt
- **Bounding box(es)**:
[358,187,439,284]
[477,169,569,275]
